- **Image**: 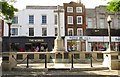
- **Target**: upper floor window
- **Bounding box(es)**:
[67,16,73,24]
[67,7,73,13]
[99,18,105,28]
[68,28,73,36]
[77,16,82,24]
[54,15,57,25]
[87,18,93,28]
[76,7,82,13]
[42,15,47,24]
[11,28,18,36]
[77,28,83,36]
[42,27,47,36]
[29,15,34,24]
[29,28,34,36]
[12,16,18,24]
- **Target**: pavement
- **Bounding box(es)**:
[2,63,120,77]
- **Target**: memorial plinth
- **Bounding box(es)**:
[53,37,64,52]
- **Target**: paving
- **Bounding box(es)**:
[2,63,120,77]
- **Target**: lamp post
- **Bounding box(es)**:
[7,20,12,51]
[107,15,112,51]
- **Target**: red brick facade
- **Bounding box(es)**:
[64,1,86,36]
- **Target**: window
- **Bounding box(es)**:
[11,28,18,36]
[29,28,34,36]
[29,15,34,24]
[67,7,73,12]
[42,15,47,24]
[42,28,47,36]
[99,18,105,28]
[77,16,82,24]
[68,28,73,36]
[87,18,93,28]
[12,16,18,24]
[67,16,73,24]
[54,15,57,25]
[11,43,19,51]
[76,7,82,13]
[77,28,83,36]
[55,27,57,36]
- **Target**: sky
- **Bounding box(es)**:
[13,0,111,10]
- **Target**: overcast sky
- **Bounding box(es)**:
[13,0,111,10]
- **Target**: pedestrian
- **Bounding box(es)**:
[68,46,71,52]
[35,46,39,52]
[20,47,24,52]
[41,46,44,52]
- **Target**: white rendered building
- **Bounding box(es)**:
[4,6,65,37]
[3,6,65,51]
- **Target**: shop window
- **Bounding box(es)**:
[11,43,19,51]
[25,43,32,51]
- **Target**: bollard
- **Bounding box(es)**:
[71,54,74,68]
[26,54,29,68]
[45,54,47,68]
[90,53,93,67]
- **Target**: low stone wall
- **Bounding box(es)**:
[2,51,120,71]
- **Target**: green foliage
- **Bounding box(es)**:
[106,0,120,12]
[0,0,18,20]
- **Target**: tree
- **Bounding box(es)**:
[106,0,120,12]
[0,0,18,20]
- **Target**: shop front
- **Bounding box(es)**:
[87,36,120,51]
[65,36,120,52]
[65,36,88,51]
[2,37,55,52]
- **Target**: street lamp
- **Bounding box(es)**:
[7,19,12,51]
[107,15,112,51]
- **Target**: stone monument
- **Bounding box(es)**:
[53,5,64,52]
